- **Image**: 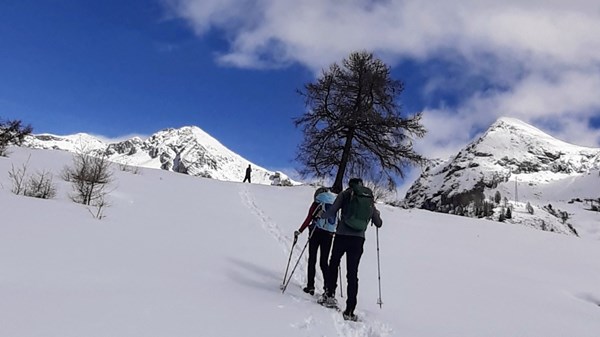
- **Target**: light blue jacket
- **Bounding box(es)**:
[313,191,338,233]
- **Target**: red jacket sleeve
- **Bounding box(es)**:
[298,202,319,233]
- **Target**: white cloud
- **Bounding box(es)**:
[415,70,600,159]
[165,0,600,158]
[91,133,150,144]
[165,0,600,68]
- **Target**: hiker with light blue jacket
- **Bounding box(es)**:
[294,187,338,296]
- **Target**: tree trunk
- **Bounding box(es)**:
[332,129,355,193]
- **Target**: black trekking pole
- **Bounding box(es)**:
[338,266,344,298]
[281,225,317,294]
[280,234,298,290]
[376,226,383,308]
[330,233,343,298]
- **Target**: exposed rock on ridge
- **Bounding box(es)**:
[405,117,600,236]
[24,126,296,186]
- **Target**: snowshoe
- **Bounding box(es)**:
[317,293,338,309]
[303,286,315,296]
[342,311,358,322]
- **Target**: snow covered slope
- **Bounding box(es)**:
[405,117,600,237]
[1,147,600,337]
[23,126,296,186]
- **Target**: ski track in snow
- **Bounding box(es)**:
[239,185,393,337]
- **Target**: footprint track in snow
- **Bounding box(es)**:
[238,186,309,286]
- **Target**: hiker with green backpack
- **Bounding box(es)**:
[316,178,382,321]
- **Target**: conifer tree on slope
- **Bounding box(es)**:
[0,118,33,156]
[295,51,426,193]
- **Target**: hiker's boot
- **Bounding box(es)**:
[343,310,358,321]
[303,286,315,296]
[318,293,338,308]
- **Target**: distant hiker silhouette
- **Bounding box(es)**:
[243,164,252,183]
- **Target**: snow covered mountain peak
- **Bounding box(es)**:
[453,116,599,176]
[493,116,552,136]
[24,126,296,186]
[405,117,600,236]
[31,133,107,152]
[482,117,597,155]
[149,126,232,154]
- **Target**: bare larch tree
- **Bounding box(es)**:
[294,51,426,193]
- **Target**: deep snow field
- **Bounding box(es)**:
[1,147,599,337]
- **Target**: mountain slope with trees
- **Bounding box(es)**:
[405,117,600,237]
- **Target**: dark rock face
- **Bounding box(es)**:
[106,138,144,156]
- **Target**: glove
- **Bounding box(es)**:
[294,230,301,239]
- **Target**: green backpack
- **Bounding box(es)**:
[345,184,374,231]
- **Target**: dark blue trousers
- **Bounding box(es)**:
[307,227,334,290]
[325,234,365,313]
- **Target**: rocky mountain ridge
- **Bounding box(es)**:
[24,126,295,186]
[405,117,600,236]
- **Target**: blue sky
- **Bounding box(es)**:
[2,0,600,187]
